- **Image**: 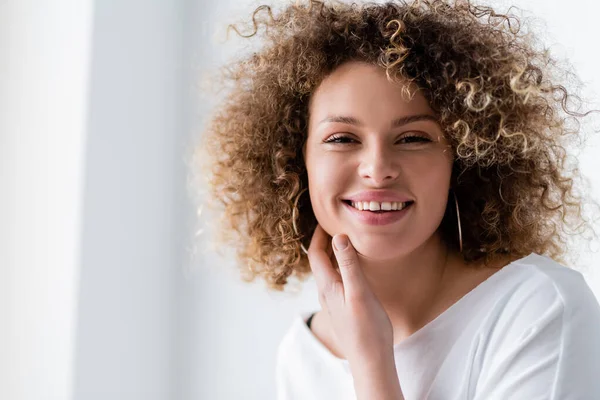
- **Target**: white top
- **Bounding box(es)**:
[275,253,600,400]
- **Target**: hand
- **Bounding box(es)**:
[307,224,394,365]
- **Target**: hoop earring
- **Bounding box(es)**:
[452,190,463,253]
[292,188,309,255]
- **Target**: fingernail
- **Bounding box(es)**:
[333,234,348,251]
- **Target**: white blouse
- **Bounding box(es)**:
[275,253,600,400]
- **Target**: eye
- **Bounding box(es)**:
[323,134,356,144]
[324,133,432,145]
[399,134,431,144]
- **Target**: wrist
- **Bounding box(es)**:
[348,353,403,400]
[347,345,395,368]
[349,353,396,379]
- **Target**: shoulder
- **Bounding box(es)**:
[480,252,600,366]
[277,313,306,358]
[461,252,600,352]
[276,315,302,399]
[473,253,600,397]
[276,312,329,398]
[276,313,313,375]
[500,253,599,319]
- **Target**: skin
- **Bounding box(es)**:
[302,61,514,399]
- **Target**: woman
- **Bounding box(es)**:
[196,0,600,398]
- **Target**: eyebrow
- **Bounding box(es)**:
[318,113,439,128]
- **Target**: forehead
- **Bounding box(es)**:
[308,62,437,134]
[308,61,435,124]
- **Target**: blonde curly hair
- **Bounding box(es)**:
[193,0,599,290]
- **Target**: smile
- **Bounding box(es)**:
[342,200,414,225]
[346,200,412,212]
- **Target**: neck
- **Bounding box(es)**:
[356,232,461,341]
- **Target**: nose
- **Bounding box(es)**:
[357,142,400,184]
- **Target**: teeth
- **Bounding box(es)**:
[349,201,410,211]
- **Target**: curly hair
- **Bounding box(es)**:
[193,0,599,290]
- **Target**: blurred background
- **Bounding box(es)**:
[1,0,599,399]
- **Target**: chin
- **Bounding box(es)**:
[350,236,409,260]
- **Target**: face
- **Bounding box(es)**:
[303,61,454,260]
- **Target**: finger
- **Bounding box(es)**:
[332,234,368,299]
[325,237,340,274]
[307,224,343,295]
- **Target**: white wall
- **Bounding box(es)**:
[183,1,600,399]
[72,0,186,399]
[0,1,93,399]
[1,0,190,399]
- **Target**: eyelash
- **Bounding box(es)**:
[324,133,431,144]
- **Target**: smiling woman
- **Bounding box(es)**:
[194,0,600,399]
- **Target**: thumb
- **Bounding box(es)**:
[332,234,367,298]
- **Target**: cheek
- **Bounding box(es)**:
[306,151,347,190]
[408,154,452,204]
[307,168,344,210]
[305,155,348,225]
